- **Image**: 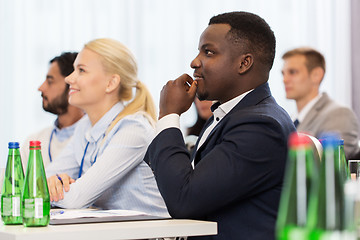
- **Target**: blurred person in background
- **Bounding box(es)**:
[21,52,84,168]
[282,47,360,159]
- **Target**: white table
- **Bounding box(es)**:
[0,219,217,240]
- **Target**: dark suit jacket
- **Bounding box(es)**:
[144,82,296,240]
[297,92,360,159]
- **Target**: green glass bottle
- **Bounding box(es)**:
[1,142,25,224]
[342,181,357,240]
[307,133,345,239]
[22,141,50,227]
[339,139,350,181]
[276,133,319,240]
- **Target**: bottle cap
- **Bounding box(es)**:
[339,139,344,146]
[8,142,20,149]
[288,132,311,147]
[29,140,41,147]
[319,132,340,148]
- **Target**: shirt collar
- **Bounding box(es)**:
[297,93,322,122]
[53,118,82,142]
[85,102,125,143]
[212,89,254,122]
[218,89,254,114]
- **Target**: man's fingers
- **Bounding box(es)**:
[188,80,198,97]
[177,74,193,89]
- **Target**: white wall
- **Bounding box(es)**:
[0,0,351,166]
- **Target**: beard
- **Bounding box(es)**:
[197,94,208,101]
[194,80,209,101]
[42,89,69,115]
[196,90,209,101]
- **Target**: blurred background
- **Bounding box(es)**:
[0,0,359,166]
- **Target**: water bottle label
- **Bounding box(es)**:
[317,230,356,240]
[24,199,34,218]
[12,196,20,216]
[2,197,12,216]
[2,197,20,217]
[319,231,341,240]
[34,198,43,219]
[24,198,44,218]
[342,231,356,240]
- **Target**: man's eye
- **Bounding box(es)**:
[79,68,85,73]
[205,50,214,56]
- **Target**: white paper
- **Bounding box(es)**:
[50,209,148,220]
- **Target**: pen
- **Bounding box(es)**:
[50,210,64,216]
[185,81,192,87]
[56,174,63,185]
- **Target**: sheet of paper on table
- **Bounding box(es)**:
[50,209,169,225]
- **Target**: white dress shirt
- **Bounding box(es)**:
[294,93,323,123]
[46,102,169,217]
[157,90,253,168]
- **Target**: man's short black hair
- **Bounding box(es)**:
[209,11,276,71]
[50,52,78,77]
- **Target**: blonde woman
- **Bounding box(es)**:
[46,38,169,217]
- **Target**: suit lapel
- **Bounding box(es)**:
[190,116,214,161]
[298,93,329,129]
[192,82,272,165]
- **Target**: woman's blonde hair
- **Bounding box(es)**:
[84,38,156,123]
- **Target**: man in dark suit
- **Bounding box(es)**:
[144,12,295,239]
[282,47,360,159]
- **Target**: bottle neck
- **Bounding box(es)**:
[8,147,20,152]
[29,146,41,150]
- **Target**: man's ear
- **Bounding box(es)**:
[310,67,324,85]
[238,54,254,74]
[105,74,121,93]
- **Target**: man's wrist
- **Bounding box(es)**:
[156,113,180,135]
